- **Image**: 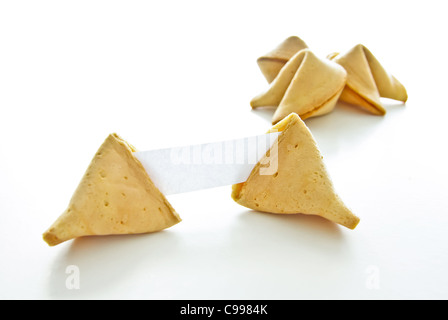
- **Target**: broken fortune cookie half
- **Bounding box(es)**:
[231,113,360,229]
[328,44,408,115]
[42,133,181,246]
[251,49,347,124]
[257,36,309,84]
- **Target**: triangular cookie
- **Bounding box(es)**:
[257,36,309,83]
[231,113,360,229]
[329,44,408,115]
[251,49,347,124]
[43,134,181,246]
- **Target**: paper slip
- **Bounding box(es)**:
[134,132,280,195]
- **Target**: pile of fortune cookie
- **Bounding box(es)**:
[42,36,407,246]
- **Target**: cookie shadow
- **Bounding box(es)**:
[226,209,350,258]
[45,230,180,299]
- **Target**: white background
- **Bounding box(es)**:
[1,0,448,300]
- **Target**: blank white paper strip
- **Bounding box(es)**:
[134,132,280,195]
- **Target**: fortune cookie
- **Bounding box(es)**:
[231,113,360,229]
[257,36,309,83]
[328,44,408,115]
[43,134,181,246]
[251,49,347,124]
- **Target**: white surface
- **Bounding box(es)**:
[1,0,448,300]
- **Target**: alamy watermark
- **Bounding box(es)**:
[65,265,80,290]
[167,131,280,175]
[365,265,380,290]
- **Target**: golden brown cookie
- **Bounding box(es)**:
[231,113,359,229]
[43,134,181,246]
[257,36,309,83]
[251,49,347,124]
[328,44,408,115]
